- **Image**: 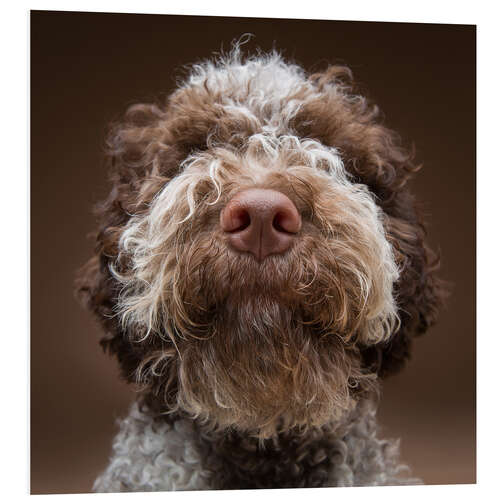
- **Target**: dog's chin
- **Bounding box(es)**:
[173,291,370,439]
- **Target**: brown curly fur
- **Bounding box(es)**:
[76,50,445,451]
[293,67,444,377]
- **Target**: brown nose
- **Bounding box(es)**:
[220,188,301,261]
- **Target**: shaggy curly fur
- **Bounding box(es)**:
[77,45,444,491]
[94,400,415,492]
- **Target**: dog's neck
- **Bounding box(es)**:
[189,405,366,489]
[94,399,414,492]
[154,398,404,489]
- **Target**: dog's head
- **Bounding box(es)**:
[77,50,444,438]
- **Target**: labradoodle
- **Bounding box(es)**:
[77,47,444,491]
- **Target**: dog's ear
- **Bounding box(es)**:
[295,66,446,376]
[75,103,184,382]
[362,194,446,377]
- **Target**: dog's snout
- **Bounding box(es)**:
[220,188,301,261]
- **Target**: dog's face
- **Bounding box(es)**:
[78,52,443,438]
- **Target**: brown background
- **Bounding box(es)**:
[30,11,476,494]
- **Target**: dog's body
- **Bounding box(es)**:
[78,48,443,491]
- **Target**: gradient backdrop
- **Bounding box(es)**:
[30,11,476,494]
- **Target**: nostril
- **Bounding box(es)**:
[221,204,252,233]
[272,210,301,234]
[229,208,251,233]
[274,212,296,234]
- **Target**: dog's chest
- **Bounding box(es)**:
[198,430,350,489]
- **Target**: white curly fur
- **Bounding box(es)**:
[185,48,319,135]
[94,404,209,492]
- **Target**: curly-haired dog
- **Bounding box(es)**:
[77,47,444,491]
